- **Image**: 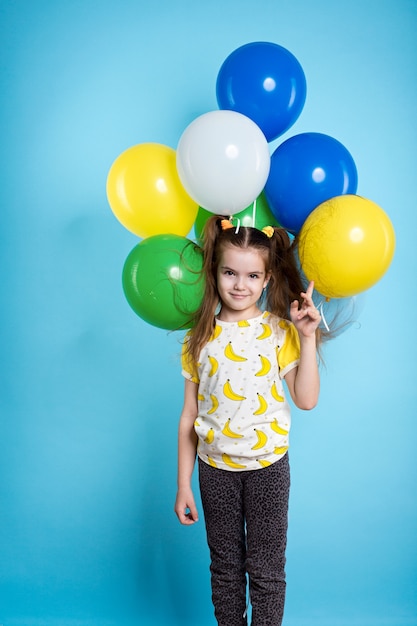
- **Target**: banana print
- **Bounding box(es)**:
[222,418,243,439]
[271,381,284,402]
[187,311,296,471]
[208,355,219,377]
[222,453,246,470]
[257,459,272,468]
[253,393,268,415]
[256,323,272,340]
[207,394,219,415]
[224,341,247,362]
[274,445,289,455]
[252,429,268,450]
[204,428,215,444]
[223,379,246,401]
[255,354,271,376]
[270,418,289,436]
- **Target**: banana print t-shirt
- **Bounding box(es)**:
[181,311,300,471]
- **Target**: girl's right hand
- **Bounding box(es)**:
[174,486,199,525]
[290,280,321,338]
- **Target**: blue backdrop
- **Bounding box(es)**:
[1,1,416,625]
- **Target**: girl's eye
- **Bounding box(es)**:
[249,274,260,279]
[225,270,235,276]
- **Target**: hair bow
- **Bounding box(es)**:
[220,219,234,230]
[261,226,274,238]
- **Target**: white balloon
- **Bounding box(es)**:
[176,110,270,215]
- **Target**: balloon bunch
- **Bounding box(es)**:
[106,41,395,332]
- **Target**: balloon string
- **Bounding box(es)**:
[252,196,257,227]
[317,299,330,332]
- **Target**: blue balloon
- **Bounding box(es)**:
[216,41,306,142]
[264,132,358,234]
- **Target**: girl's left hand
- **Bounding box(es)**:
[290,280,321,337]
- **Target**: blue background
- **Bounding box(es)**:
[1,1,416,625]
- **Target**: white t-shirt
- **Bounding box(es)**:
[181,311,300,471]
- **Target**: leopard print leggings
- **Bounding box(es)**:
[198,454,290,626]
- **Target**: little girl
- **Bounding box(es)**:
[174,215,322,626]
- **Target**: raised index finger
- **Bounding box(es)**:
[302,280,315,300]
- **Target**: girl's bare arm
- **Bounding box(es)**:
[174,379,200,525]
[286,281,321,410]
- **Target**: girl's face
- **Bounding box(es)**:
[216,245,270,322]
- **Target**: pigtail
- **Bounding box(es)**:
[267,228,324,347]
[266,228,303,319]
[185,216,224,364]
[200,215,223,276]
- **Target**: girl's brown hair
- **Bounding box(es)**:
[186,215,319,364]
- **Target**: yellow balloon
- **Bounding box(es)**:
[106,143,198,238]
[298,195,395,298]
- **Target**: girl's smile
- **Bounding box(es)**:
[216,246,270,322]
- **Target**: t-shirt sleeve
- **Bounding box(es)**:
[181,334,200,383]
[277,321,300,379]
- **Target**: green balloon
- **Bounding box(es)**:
[193,191,281,241]
[235,191,282,229]
[122,234,204,330]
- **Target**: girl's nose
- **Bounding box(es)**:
[234,276,245,289]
